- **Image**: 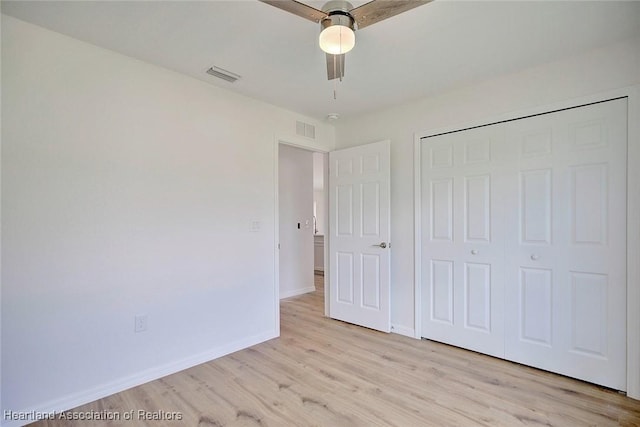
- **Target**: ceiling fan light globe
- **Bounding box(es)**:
[319,25,355,54]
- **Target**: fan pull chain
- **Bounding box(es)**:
[333,29,345,99]
[333,51,338,99]
[339,29,343,83]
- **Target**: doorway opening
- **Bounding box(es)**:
[277,139,392,333]
[312,151,327,305]
[278,143,328,316]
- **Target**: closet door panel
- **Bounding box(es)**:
[504,99,627,390]
[421,98,627,391]
[421,127,506,358]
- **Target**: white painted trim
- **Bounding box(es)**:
[323,152,330,317]
[416,87,635,140]
[413,134,422,340]
[0,330,277,427]
[273,137,281,335]
[275,133,331,154]
[280,286,317,300]
[625,85,640,399]
[413,85,640,399]
[391,324,416,339]
[0,10,3,413]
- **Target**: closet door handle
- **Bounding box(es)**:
[471,250,478,255]
[531,254,540,261]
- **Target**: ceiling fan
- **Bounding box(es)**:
[259,0,432,80]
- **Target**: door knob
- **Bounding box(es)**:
[373,242,387,249]
[531,254,540,261]
[471,250,478,255]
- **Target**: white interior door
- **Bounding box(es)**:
[420,126,507,357]
[503,99,627,390]
[329,140,391,332]
[420,98,628,390]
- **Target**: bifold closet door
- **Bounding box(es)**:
[420,125,508,358]
[503,99,627,390]
[421,98,627,390]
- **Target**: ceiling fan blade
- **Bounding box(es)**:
[350,0,432,29]
[326,53,345,80]
[258,0,326,23]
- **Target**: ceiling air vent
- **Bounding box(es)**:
[296,121,316,139]
[206,66,241,83]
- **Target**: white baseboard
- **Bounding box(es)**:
[390,324,417,338]
[1,330,277,427]
[280,286,315,299]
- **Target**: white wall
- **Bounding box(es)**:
[279,144,315,299]
[334,36,640,337]
[313,152,326,236]
[313,190,325,236]
[1,15,334,423]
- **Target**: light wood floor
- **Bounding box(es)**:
[34,274,640,426]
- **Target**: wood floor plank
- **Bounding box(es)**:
[30,274,640,426]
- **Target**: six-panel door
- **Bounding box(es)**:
[329,140,391,333]
[420,125,507,358]
[420,98,627,390]
[503,100,627,390]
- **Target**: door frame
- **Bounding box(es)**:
[273,136,331,335]
[414,84,640,398]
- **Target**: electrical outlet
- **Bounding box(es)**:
[134,315,148,333]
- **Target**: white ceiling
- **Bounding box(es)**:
[2,1,640,121]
